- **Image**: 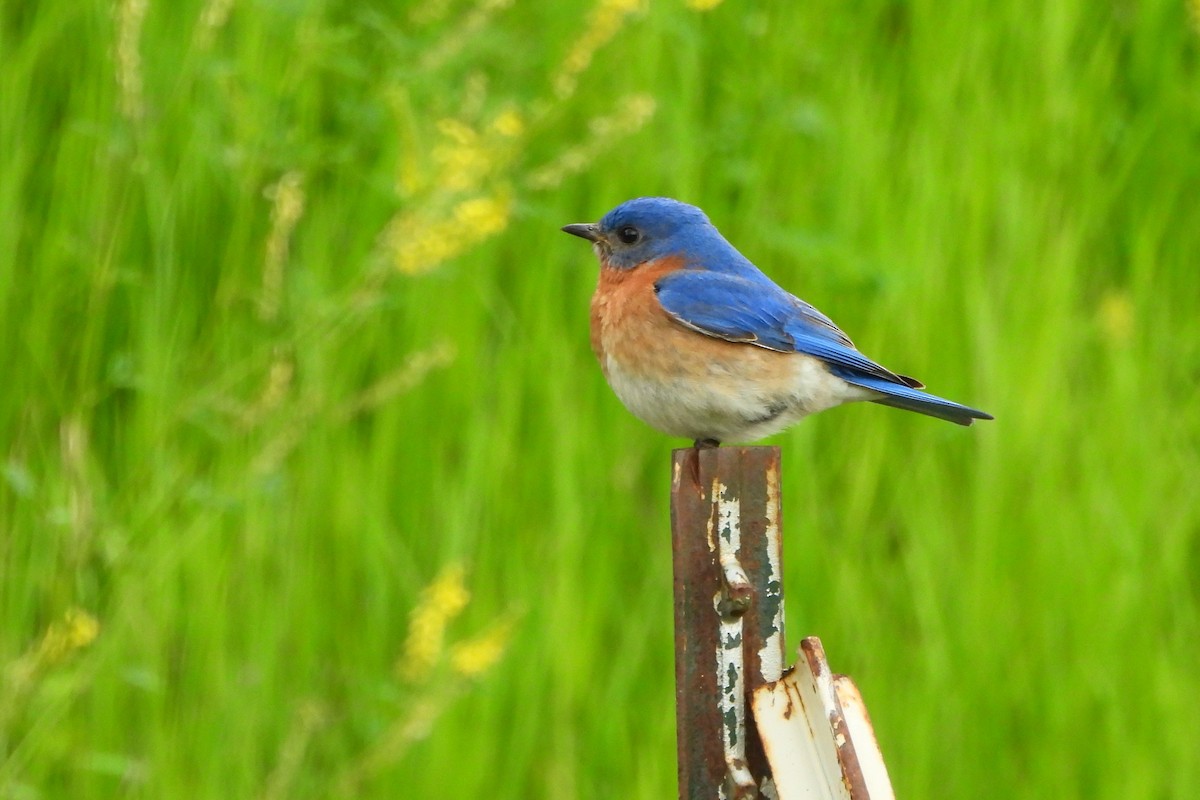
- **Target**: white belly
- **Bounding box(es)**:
[604,352,872,443]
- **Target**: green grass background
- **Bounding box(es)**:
[3,0,1200,797]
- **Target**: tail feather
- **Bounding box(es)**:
[836,372,993,426]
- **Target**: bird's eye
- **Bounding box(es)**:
[616,226,640,244]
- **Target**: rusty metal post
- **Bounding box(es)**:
[671,446,786,799]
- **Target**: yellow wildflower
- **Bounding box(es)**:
[489,109,525,138]
[399,564,470,682]
[452,194,510,235]
[449,619,513,678]
[387,191,511,275]
[37,607,100,666]
[432,119,491,192]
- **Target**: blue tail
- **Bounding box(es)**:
[835,372,993,426]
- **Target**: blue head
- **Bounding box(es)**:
[562,197,755,273]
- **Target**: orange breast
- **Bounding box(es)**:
[590,258,805,395]
[589,258,684,377]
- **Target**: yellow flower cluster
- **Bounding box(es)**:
[489,109,525,138]
[453,194,510,233]
[388,192,512,275]
[397,563,514,683]
[432,119,497,192]
[399,564,471,682]
[337,562,514,792]
[449,619,514,678]
[37,607,100,666]
[404,109,523,198]
[384,106,523,274]
[383,0,656,275]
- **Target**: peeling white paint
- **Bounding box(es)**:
[811,651,839,718]
[759,464,785,682]
[714,592,746,783]
[753,660,851,800]
[713,478,740,551]
[713,477,747,794]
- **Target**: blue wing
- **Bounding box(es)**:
[654,269,994,425]
[654,270,914,386]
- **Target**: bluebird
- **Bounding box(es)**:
[562,197,992,447]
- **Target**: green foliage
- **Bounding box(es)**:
[2,0,1199,797]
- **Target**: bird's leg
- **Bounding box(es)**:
[688,438,719,485]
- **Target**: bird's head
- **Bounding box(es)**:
[562,197,715,270]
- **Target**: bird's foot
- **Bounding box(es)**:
[694,438,721,449]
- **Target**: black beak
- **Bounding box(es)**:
[561,223,601,242]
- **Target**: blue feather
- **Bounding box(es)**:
[654,270,913,386]
[830,371,993,426]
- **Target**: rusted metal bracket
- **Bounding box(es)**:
[753,638,895,800]
[670,446,894,800]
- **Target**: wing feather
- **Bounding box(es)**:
[654,270,916,387]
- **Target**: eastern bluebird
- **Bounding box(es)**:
[562,197,992,447]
